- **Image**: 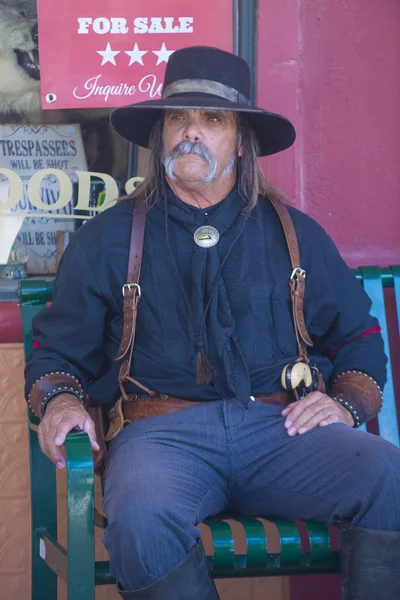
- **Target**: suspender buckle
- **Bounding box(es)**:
[122,283,142,298]
[290,267,306,280]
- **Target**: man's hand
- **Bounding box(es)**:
[281,391,354,436]
[37,393,100,470]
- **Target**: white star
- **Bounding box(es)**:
[97,43,120,66]
[125,43,148,66]
[152,43,174,66]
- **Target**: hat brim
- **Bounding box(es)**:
[110,95,295,157]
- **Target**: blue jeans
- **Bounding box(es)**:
[102,399,400,591]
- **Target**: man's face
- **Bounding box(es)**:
[162,108,240,185]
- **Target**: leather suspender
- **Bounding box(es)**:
[115,197,157,399]
[268,197,314,362]
[115,196,147,360]
[116,195,313,395]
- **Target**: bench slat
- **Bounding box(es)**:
[303,521,333,566]
[225,515,268,569]
[203,516,235,571]
[266,519,302,567]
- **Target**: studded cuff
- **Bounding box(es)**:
[27,372,85,418]
[330,370,383,427]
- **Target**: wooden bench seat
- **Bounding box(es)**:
[20,265,400,599]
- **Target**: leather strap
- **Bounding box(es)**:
[115,197,147,361]
[121,390,293,407]
[268,197,313,360]
[115,197,153,398]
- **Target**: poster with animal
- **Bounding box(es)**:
[0,0,129,180]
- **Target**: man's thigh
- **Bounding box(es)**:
[229,401,400,528]
[103,401,230,527]
[101,402,231,589]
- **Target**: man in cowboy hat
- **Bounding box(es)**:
[25,46,400,599]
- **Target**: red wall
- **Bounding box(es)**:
[257,1,400,598]
[258,0,400,267]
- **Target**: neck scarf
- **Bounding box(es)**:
[162,184,252,404]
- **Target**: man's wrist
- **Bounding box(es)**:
[42,391,85,416]
[332,395,358,427]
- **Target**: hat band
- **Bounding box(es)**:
[162,79,250,105]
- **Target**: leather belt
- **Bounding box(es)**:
[107,391,293,437]
[106,392,295,441]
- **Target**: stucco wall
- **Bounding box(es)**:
[257,1,400,598]
[258,0,400,267]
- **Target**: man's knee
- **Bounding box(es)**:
[347,434,400,529]
[357,434,400,483]
[102,498,200,590]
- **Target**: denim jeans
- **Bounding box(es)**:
[102,399,400,591]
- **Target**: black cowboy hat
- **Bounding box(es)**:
[110,46,296,157]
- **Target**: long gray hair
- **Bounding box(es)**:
[127,113,288,209]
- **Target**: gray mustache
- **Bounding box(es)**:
[167,140,216,163]
[164,141,217,183]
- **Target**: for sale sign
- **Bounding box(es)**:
[36,0,233,109]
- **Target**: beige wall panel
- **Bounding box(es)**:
[0,344,31,600]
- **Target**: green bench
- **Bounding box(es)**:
[19,265,400,599]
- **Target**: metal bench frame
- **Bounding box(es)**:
[20,266,400,599]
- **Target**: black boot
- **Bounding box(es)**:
[339,523,400,599]
[117,539,220,599]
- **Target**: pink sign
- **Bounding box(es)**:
[37,0,233,109]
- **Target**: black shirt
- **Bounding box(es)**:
[25,187,387,406]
